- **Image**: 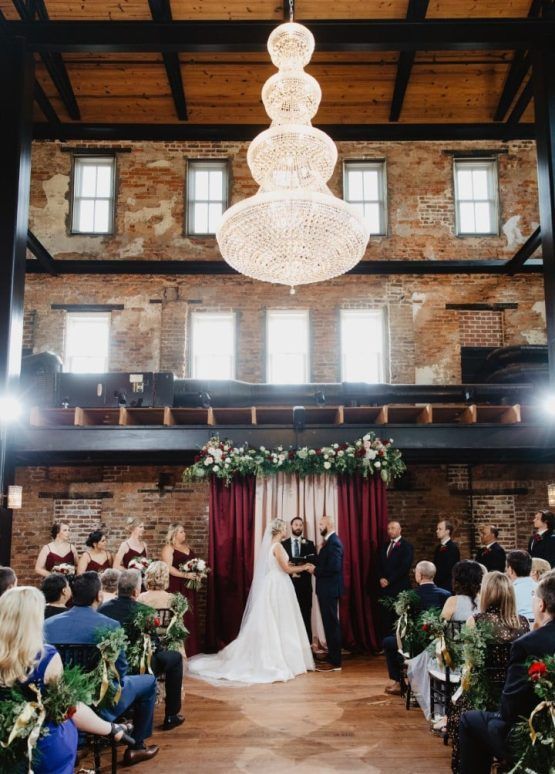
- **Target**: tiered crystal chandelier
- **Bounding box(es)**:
[216,18,369,291]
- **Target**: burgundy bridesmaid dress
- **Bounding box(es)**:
[168,546,200,655]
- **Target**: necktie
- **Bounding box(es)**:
[293,539,300,558]
[387,540,395,557]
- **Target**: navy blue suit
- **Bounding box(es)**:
[315,531,344,667]
[44,605,156,745]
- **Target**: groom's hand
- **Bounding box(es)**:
[379,578,389,588]
[306,565,315,574]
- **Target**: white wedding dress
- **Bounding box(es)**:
[188,539,315,684]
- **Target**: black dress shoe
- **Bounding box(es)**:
[123,744,159,766]
[162,714,185,730]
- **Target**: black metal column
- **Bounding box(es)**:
[0,38,34,565]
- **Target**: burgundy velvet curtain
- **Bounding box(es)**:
[205,476,256,651]
[337,473,389,652]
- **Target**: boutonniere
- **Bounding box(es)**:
[440,545,448,553]
[482,547,491,555]
[533,533,543,542]
[301,538,307,545]
[393,541,401,550]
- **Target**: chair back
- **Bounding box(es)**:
[54,643,101,673]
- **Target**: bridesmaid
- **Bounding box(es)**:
[113,517,148,569]
[161,523,200,655]
[77,530,113,574]
[35,522,78,578]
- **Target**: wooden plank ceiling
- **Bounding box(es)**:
[0,0,537,126]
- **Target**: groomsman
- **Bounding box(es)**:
[528,510,555,568]
[433,520,460,592]
[282,517,316,643]
[378,520,414,634]
[475,524,506,572]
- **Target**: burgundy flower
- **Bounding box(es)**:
[533,533,543,542]
[528,661,547,681]
[65,706,77,719]
[422,623,430,632]
[154,617,161,627]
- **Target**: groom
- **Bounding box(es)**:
[309,515,344,672]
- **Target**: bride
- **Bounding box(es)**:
[188,518,315,684]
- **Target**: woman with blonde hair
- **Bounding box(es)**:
[113,517,148,570]
[531,556,551,582]
[188,517,315,684]
[139,560,173,609]
[0,587,132,773]
[161,523,200,654]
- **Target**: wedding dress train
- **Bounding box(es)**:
[188,542,315,684]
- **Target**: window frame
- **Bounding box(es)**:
[339,308,386,384]
[342,159,388,237]
[185,158,230,237]
[190,310,237,380]
[266,309,310,385]
[63,311,111,373]
[453,157,500,237]
[70,155,117,236]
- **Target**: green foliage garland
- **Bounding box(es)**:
[161,593,189,653]
[93,626,129,708]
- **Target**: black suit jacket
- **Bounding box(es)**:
[475,542,506,573]
[315,532,344,599]
[282,536,316,595]
[378,537,414,596]
[415,582,452,612]
[500,619,555,723]
[433,539,460,591]
[528,531,555,568]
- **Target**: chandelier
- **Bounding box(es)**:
[216,19,369,291]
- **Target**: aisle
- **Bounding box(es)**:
[145,655,451,773]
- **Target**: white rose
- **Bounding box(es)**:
[333,443,339,449]
[309,449,316,456]
[338,450,344,457]
[363,434,371,441]
[367,449,378,460]
[197,560,206,571]
[213,465,220,471]
[260,446,266,451]
[204,457,213,466]
[374,461,381,469]
[323,454,329,460]
[323,461,332,470]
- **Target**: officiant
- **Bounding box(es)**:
[282,517,316,643]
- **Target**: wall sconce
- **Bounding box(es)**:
[7,485,23,510]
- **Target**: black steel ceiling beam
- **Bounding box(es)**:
[33,80,59,124]
[494,51,531,122]
[24,258,544,276]
[12,0,80,120]
[26,229,57,274]
[506,76,534,124]
[389,0,429,123]
[5,19,555,53]
[148,0,187,121]
[32,121,536,143]
[505,226,542,275]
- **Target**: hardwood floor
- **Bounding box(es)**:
[133,655,451,773]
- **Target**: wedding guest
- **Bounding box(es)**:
[0,586,134,774]
[45,571,159,765]
[113,518,148,570]
[433,520,460,592]
[100,567,121,603]
[475,525,506,572]
[0,566,17,597]
[440,560,482,622]
[531,556,551,582]
[100,569,185,731]
[77,529,113,574]
[459,573,555,773]
[384,560,450,696]
[282,517,316,643]
[161,523,200,656]
[35,522,78,578]
[528,509,555,567]
[139,561,174,608]
[506,549,536,622]
[378,520,414,634]
[41,573,72,618]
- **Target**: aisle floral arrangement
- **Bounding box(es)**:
[509,655,555,774]
[183,432,405,486]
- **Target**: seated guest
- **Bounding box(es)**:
[100,567,121,603]
[433,520,460,592]
[138,560,174,609]
[41,572,72,618]
[459,572,555,774]
[0,586,133,774]
[0,566,17,597]
[383,560,450,696]
[475,525,506,572]
[530,556,551,582]
[528,509,555,567]
[45,571,159,766]
[440,560,482,622]
[449,571,529,772]
[506,549,536,622]
[100,569,185,731]
[77,530,113,574]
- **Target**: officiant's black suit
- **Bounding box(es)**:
[378,536,414,633]
[315,532,344,668]
[282,535,316,642]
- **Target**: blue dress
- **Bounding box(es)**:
[25,644,78,774]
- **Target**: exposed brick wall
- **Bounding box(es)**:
[23,310,36,354]
[459,310,505,348]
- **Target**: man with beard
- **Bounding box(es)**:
[282,517,316,643]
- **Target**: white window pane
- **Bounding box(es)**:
[340,310,384,383]
[195,170,209,200]
[69,356,107,374]
[459,202,476,233]
[78,200,95,232]
[96,165,113,198]
[364,203,381,235]
[363,170,379,200]
[194,355,233,380]
[350,202,365,220]
[65,314,110,373]
[192,313,235,379]
[267,311,309,383]
[208,170,224,200]
[471,169,489,200]
[193,202,209,233]
[347,170,363,200]
[456,169,474,200]
[80,165,98,197]
[270,354,306,384]
[208,202,223,233]
[93,200,110,233]
[474,202,492,233]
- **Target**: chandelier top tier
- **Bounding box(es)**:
[216,21,369,289]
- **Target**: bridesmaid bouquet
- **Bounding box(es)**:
[128,556,152,575]
[50,563,75,576]
[179,558,211,591]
